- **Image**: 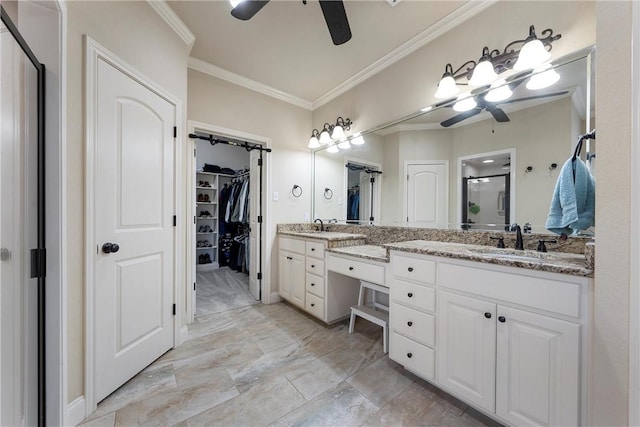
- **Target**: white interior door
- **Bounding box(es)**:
[1,24,39,427]
[248,150,261,300]
[406,162,448,228]
[94,58,175,403]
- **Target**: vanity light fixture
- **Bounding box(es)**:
[351,133,365,145]
[433,25,561,99]
[308,116,353,149]
[326,144,339,154]
[453,95,477,112]
[525,64,560,90]
[337,139,351,150]
[484,80,513,103]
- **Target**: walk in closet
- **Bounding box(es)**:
[192,132,266,317]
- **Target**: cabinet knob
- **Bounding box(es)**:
[287,256,292,260]
[484,312,492,319]
[408,267,414,272]
[311,283,315,286]
[407,292,413,298]
[349,266,354,271]
[311,248,315,251]
[407,352,413,359]
[311,264,315,268]
[407,321,413,327]
[311,303,315,307]
[498,316,506,323]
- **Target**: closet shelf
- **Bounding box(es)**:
[197,217,217,220]
[196,186,216,190]
[196,247,214,251]
[197,171,236,178]
[196,202,216,205]
[196,232,216,235]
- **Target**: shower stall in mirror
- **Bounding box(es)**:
[1,6,46,426]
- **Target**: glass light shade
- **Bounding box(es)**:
[526,66,560,90]
[468,59,498,86]
[327,144,339,154]
[351,134,365,145]
[434,75,459,99]
[337,140,351,150]
[319,130,332,145]
[484,80,512,103]
[513,39,550,71]
[308,136,320,149]
[453,96,477,112]
[229,0,244,7]
[331,125,345,140]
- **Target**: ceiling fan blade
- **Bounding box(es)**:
[487,106,510,122]
[319,0,352,45]
[231,0,269,20]
[497,90,569,106]
[440,108,483,128]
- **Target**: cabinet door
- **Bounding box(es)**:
[289,253,306,309]
[496,306,580,426]
[278,251,293,301]
[437,291,496,412]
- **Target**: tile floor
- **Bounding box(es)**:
[79,271,502,427]
[195,268,258,317]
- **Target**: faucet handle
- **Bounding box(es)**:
[490,236,505,248]
[523,223,532,233]
[537,239,557,253]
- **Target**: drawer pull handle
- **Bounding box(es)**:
[311,303,315,307]
[311,265,315,268]
[407,321,413,327]
[408,267,414,272]
[311,283,315,286]
[311,248,315,251]
[498,316,506,323]
[287,256,292,260]
[407,352,413,359]
[484,312,492,319]
[407,292,413,298]
[349,266,354,271]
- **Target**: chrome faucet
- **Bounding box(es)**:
[510,223,524,250]
[314,218,324,232]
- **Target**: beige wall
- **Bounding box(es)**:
[65,0,190,402]
[591,2,632,425]
[187,68,312,301]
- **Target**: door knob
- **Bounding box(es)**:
[102,242,120,254]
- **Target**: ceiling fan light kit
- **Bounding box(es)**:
[434,25,561,99]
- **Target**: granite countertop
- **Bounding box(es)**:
[326,245,389,263]
[278,231,367,241]
[384,240,593,277]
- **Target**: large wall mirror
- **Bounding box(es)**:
[312,48,595,234]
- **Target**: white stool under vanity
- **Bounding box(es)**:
[348,280,390,353]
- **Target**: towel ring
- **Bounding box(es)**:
[324,188,333,200]
[291,185,303,198]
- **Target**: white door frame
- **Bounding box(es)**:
[403,160,449,227]
[84,37,183,414]
[457,148,516,227]
[186,121,272,323]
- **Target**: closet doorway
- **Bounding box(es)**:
[188,123,270,322]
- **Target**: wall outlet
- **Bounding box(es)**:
[273,191,279,201]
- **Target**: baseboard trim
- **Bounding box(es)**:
[179,325,189,346]
[66,396,86,426]
[269,292,282,304]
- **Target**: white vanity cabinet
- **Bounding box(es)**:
[278,237,306,309]
[387,251,591,427]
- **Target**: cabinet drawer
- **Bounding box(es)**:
[305,273,325,298]
[326,254,385,284]
[392,255,436,285]
[439,262,581,318]
[306,241,325,258]
[306,258,325,276]
[390,332,435,381]
[279,237,305,254]
[305,292,324,320]
[391,280,436,313]
[391,304,435,347]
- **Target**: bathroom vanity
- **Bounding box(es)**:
[277,226,593,426]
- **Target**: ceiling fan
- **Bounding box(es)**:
[440,90,569,128]
[230,0,352,45]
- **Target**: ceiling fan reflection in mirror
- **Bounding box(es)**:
[230,0,352,45]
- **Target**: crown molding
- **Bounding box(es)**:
[188,57,313,110]
[375,122,443,136]
[147,0,195,50]
[311,0,498,110]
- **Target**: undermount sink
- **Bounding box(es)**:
[467,246,561,262]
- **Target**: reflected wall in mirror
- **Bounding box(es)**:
[313,50,595,234]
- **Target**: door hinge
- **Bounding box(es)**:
[173,215,177,226]
[173,126,177,138]
[30,248,46,278]
[193,282,196,291]
[257,158,262,166]
[407,216,409,222]
[257,272,262,280]
[194,148,196,157]
[257,216,262,223]
[370,177,375,183]
[193,216,196,224]
[407,174,409,181]
[172,304,176,316]
[370,216,374,221]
